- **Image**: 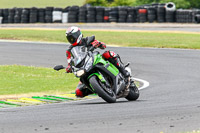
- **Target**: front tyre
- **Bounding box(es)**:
[125,82,140,101]
[89,76,116,103]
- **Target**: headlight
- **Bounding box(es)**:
[76,70,85,77]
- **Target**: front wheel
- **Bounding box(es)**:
[125,82,140,101]
[89,76,116,103]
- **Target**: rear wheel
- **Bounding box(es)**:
[89,76,116,103]
[125,82,139,101]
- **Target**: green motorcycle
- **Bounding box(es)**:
[54,46,139,103]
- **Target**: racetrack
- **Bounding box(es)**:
[1,23,200,32]
[0,41,200,133]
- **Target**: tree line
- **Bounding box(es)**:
[85,0,200,9]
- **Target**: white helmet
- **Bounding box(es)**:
[66,26,83,46]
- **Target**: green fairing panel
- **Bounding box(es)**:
[93,54,119,76]
[88,73,105,82]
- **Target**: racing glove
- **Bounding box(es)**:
[91,40,106,49]
[66,63,72,73]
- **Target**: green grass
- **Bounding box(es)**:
[0,29,200,49]
[0,0,85,8]
[0,65,79,95]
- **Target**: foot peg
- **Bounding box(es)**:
[125,62,130,67]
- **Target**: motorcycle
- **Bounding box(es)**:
[54,46,139,103]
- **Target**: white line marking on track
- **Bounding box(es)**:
[133,78,150,90]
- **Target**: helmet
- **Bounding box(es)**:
[66,26,83,46]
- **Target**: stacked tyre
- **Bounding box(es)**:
[21,8,29,23]
[165,10,175,22]
[165,2,176,22]
[87,6,96,23]
[104,8,110,22]
[109,7,118,22]
[14,8,22,23]
[45,7,53,23]
[0,9,3,24]
[138,8,147,22]
[147,6,157,23]
[0,9,2,17]
[188,10,193,23]
[38,8,45,23]
[96,6,104,23]
[78,6,87,23]
[157,4,165,22]
[29,7,37,23]
[62,7,69,23]
[195,14,200,23]
[127,7,136,23]
[8,8,15,23]
[176,9,193,23]
[192,9,200,23]
[68,6,79,23]
[2,9,9,23]
[52,8,62,23]
[118,6,127,23]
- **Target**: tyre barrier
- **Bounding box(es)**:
[165,2,176,11]
[53,8,62,23]
[176,9,193,23]
[138,8,147,23]
[147,6,157,23]
[96,6,104,23]
[0,4,200,24]
[78,6,87,23]
[192,9,200,23]
[118,6,128,23]
[126,7,136,23]
[38,8,45,23]
[195,14,200,23]
[29,7,37,23]
[157,4,165,22]
[21,8,29,23]
[0,16,2,24]
[68,6,79,23]
[109,7,118,22]
[87,6,96,23]
[62,7,69,23]
[166,10,175,22]
[45,7,53,23]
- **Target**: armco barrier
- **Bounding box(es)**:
[0,3,200,24]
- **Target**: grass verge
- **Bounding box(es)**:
[0,28,200,49]
[0,65,79,96]
[0,0,85,8]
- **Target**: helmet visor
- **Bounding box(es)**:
[66,30,81,44]
[67,35,76,44]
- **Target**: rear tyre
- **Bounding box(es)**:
[89,76,116,103]
[125,82,139,101]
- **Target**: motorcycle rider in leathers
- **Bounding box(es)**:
[65,26,130,97]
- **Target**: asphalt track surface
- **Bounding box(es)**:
[0,41,200,133]
[1,23,200,32]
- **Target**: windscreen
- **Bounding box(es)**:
[71,46,87,67]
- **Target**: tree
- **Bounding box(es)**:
[85,0,108,6]
[110,0,132,6]
[186,0,200,8]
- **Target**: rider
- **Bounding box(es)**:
[65,26,130,97]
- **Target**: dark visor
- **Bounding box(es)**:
[66,30,81,44]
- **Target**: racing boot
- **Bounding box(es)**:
[75,82,94,98]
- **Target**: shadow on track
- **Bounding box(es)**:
[75,99,146,105]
